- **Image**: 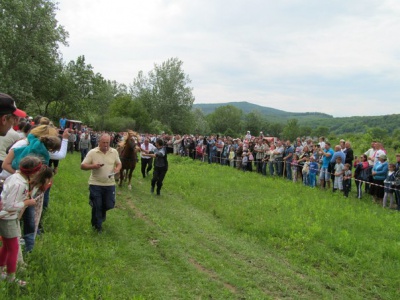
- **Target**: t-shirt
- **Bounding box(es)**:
[82,147,121,186]
[322,148,334,168]
[334,163,344,176]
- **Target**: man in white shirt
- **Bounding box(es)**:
[140,138,156,178]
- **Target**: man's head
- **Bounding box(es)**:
[99,134,111,153]
[0,93,26,136]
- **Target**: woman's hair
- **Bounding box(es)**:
[30,124,58,137]
[30,165,53,191]
[22,122,32,135]
[19,156,43,176]
[39,135,61,152]
[39,117,50,125]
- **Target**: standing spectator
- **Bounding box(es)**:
[0,156,49,286]
[291,154,299,182]
[254,139,264,173]
[364,141,377,167]
[393,154,400,210]
[333,156,344,192]
[343,141,354,191]
[0,93,26,137]
[319,142,334,190]
[68,130,76,154]
[272,141,284,176]
[354,154,370,199]
[343,164,352,197]
[283,140,294,180]
[140,138,156,178]
[383,164,396,208]
[241,152,248,172]
[308,156,319,188]
[59,116,67,130]
[90,131,98,149]
[81,134,121,233]
[0,117,21,172]
[80,133,90,162]
[75,131,81,152]
[302,155,310,186]
[371,154,389,204]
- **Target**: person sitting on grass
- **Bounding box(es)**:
[0,156,52,287]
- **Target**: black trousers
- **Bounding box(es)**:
[141,157,153,177]
[151,166,168,195]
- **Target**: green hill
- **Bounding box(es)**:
[193,101,333,122]
[193,101,400,134]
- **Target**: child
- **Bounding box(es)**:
[343,163,352,197]
[0,156,49,286]
[291,154,299,183]
[308,156,319,188]
[383,164,396,208]
[333,156,344,192]
[302,155,310,186]
[241,152,248,172]
[229,146,235,168]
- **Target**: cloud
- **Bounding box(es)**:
[56,0,400,117]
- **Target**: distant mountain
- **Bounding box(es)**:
[193,101,400,135]
[193,101,333,123]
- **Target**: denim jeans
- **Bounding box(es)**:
[22,206,35,252]
[274,159,283,176]
[286,161,292,180]
[269,161,275,176]
[309,173,316,188]
[89,185,116,230]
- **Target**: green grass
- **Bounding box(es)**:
[2,153,399,299]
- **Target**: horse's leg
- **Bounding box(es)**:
[119,168,124,187]
[127,168,134,190]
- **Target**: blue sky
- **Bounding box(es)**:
[56,0,400,117]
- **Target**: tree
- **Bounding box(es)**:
[312,126,329,138]
[130,58,195,133]
[0,0,68,107]
[244,110,266,136]
[282,119,300,141]
[207,105,243,135]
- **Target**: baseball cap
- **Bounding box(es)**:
[0,93,27,117]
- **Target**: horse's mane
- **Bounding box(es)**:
[118,130,138,149]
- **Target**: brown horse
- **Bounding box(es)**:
[117,131,140,190]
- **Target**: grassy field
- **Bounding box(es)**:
[2,153,400,299]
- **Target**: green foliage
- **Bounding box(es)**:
[282,119,300,140]
[207,105,243,135]
[99,116,136,132]
[0,0,68,107]
[130,58,195,133]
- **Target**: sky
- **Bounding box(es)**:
[56,0,400,117]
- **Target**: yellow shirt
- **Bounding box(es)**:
[82,147,121,186]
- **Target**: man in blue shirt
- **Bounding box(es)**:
[283,140,294,180]
[59,116,67,130]
[319,142,334,189]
